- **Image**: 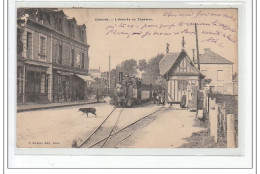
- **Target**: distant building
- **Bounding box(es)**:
[89,68,101,79]
[17,8,93,104]
[194,48,234,94]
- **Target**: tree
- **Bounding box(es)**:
[138,59,148,71]
[142,54,164,85]
[108,54,165,93]
[119,59,138,77]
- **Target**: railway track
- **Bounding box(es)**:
[77,107,123,148]
[78,106,168,148]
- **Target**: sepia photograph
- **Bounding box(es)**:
[16,8,238,149]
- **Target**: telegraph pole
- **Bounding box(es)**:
[195,23,202,89]
[195,23,200,71]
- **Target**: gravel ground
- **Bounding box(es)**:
[17,103,115,148]
[117,108,206,148]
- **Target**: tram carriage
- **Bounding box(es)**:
[113,72,153,107]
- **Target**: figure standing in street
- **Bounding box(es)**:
[153,90,158,104]
[162,88,166,105]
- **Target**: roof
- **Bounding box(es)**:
[159,52,179,75]
[76,74,95,82]
[159,51,202,77]
[194,48,233,64]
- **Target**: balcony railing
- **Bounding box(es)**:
[52,62,88,73]
[38,53,47,60]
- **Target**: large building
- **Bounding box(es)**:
[194,48,234,94]
[17,8,92,104]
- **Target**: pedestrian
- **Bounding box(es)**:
[153,90,158,104]
[162,88,166,105]
[157,91,162,106]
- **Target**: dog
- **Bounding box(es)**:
[78,107,97,117]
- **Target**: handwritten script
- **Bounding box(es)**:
[96,10,237,48]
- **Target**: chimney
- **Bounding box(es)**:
[166,43,170,53]
[182,36,186,51]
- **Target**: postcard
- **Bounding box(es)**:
[16,8,238,149]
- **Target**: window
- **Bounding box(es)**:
[81,53,84,69]
[80,30,85,42]
[58,18,63,32]
[76,54,81,68]
[26,71,47,94]
[40,36,46,54]
[71,49,75,66]
[178,80,188,90]
[39,34,47,60]
[58,44,63,64]
[26,32,33,59]
[68,23,75,38]
[68,22,74,37]
[217,70,224,81]
[34,72,41,93]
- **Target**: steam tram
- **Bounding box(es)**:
[113,72,154,107]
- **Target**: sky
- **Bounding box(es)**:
[62,8,238,73]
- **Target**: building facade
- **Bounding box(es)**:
[159,50,202,103]
[194,48,234,94]
[17,8,91,104]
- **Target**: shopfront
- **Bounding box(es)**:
[52,70,94,102]
[25,65,49,103]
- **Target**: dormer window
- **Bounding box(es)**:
[80,29,85,42]
[71,24,74,38]
[68,21,74,37]
[80,25,86,42]
[55,15,63,32]
[58,18,63,31]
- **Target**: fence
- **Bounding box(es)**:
[207,96,238,148]
[203,92,238,148]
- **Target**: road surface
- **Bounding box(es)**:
[17,102,205,148]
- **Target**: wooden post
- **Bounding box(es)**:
[207,93,209,113]
[96,88,99,102]
[203,90,207,109]
[209,98,218,143]
[227,114,236,148]
[223,103,227,133]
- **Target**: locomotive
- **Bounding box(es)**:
[113,72,154,107]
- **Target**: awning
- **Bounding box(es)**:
[76,74,95,82]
